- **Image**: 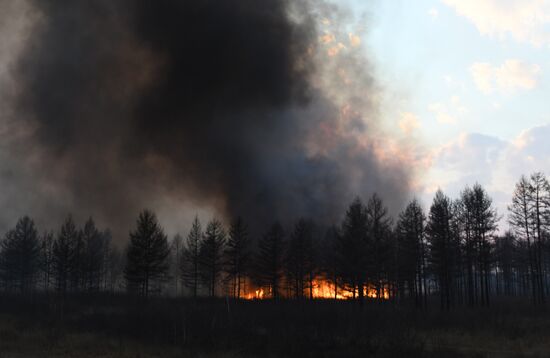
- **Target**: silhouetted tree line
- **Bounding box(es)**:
[2,173,550,309]
[0,215,122,295]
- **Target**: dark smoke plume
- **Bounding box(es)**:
[0,0,411,238]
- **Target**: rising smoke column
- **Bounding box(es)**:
[0,0,412,237]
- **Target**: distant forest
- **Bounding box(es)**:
[1,172,550,310]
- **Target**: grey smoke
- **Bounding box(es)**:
[0,0,411,239]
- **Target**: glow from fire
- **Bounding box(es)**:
[243,278,389,300]
[245,288,265,300]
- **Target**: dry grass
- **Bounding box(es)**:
[0,294,549,357]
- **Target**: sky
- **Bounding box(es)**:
[343,0,550,226]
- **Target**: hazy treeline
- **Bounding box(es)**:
[0,216,123,295]
[2,172,550,309]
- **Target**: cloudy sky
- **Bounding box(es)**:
[343,0,550,225]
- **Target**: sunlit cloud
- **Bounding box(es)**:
[442,0,550,46]
[428,96,466,125]
[319,33,335,44]
[423,124,550,228]
[327,43,346,57]
[428,103,456,124]
[398,112,421,135]
[470,60,541,95]
[348,33,361,47]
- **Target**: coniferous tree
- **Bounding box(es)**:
[53,215,79,295]
[124,210,170,297]
[366,194,393,300]
[527,172,549,304]
[471,184,498,306]
[509,175,540,304]
[181,216,203,297]
[0,216,41,293]
[106,245,123,293]
[336,198,369,302]
[285,218,315,299]
[199,219,226,297]
[171,234,183,296]
[224,217,250,298]
[458,186,476,306]
[494,231,517,296]
[426,190,455,310]
[396,199,426,307]
[256,222,285,299]
[99,230,113,291]
[69,228,84,292]
[80,218,105,292]
[40,231,55,291]
[319,226,341,299]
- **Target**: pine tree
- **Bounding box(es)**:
[256,222,285,299]
[53,215,79,295]
[199,219,226,297]
[494,232,516,296]
[40,231,55,291]
[224,217,250,298]
[396,199,426,307]
[0,216,41,293]
[124,210,170,297]
[426,190,455,310]
[336,198,369,301]
[80,218,105,292]
[181,216,203,297]
[509,175,540,304]
[285,218,315,299]
[471,184,498,306]
[366,194,392,300]
[171,234,183,296]
[527,172,549,304]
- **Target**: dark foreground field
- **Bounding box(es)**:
[0,295,549,358]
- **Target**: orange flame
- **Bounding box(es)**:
[243,278,389,300]
[246,288,265,300]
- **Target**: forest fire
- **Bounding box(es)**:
[243,279,389,300]
[245,288,265,300]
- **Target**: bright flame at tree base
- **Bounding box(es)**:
[244,278,390,300]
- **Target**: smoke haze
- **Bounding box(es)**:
[0,0,412,239]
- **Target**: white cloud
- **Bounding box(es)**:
[442,0,550,46]
[470,60,541,94]
[428,96,467,124]
[423,124,550,228]
[428,103,456,124]
[398,112,421,135]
